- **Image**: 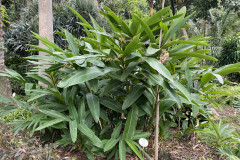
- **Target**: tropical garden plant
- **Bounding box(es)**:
[0,5,240,160]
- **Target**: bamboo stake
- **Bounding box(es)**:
[155,1,165,160]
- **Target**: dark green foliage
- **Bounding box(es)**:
[216,36,240,82]
[1,6,240,159]
[3,0,105,93]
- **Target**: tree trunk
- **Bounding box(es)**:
[38,0,54,87]
[150,0,153,16]
[0,1,12,99]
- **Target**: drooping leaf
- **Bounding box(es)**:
[58,67,117,88]
[122,86,145,110]
[100,97,126,114]
[125,139,143,160]
[69,120,78,142]
[78,123,103,148]
[39,109,71,121]
[119,140,126,160]
[144,57,173,81]
[36,119,64,131]
[104,138,119,152]
[123,36,141,57]
[123,105,138,140]
[86,93,100,123]
[133,15,155,43]
[111,122,122,139]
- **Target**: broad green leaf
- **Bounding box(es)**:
[104,138,119,152]
[68,97,79,121]
[172,81,192,101]
[6,69,26,82]
[63,54,104,62]
[201,72,223,86]
[119,140,126,160]
[64,30,79,56]
[32,32,64,52]
[39,109,71,121]
[132,130,151,140]
[78,123,103,148]
[100,97,126,114]
[27,73,52,87]
[36,119,64,131]
[69,120,78,142]
[144,57,173,81]
[111,122,122,139]
[100,80,122,96]
[58,67,117,88]
[68,6,92,26]
[133,14,155,43]
[170,50,217,61]
[159,99,176,116]
[78,98,86,123]
[215,67,240,75]
[163,40,209,49]
[27,44,54,55]
[146,47,160,56]
[27,92,49,102]
[162,13,192,45]
[192,105,199,118]
[86,93,100,123]
[123,105,138,140]
[125,139,143,160]
[123,36,141,57]
[87,79,99,93]
[122,86,145,110]
[121,62,140,81]
[146,7,170,26]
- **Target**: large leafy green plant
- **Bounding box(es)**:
[1,5,240,160]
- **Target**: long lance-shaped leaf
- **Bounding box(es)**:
[32,32,64,52]
[104,138,119,152]
[143,57,173,81]
[170,50,218,61]
[100,97,126,114]
[133,14,155,43]
[162,40,209,49]
[172,81,192,101]
[69,120,78,143]
[147,72,181,107]
[123,35,141,57]
[201,72,223,86]
[122,105,138,140]
[119,140,126,160]
[58,67,117,88]
[111,122,123,139]
[64,30,79,56]
[36,119,64,131]
[39,109,71,121]
[125,139,143,160]
[122,86,145,110]
[78,123,103,148]
[162,13,193,45]
[5,69,26,83]
[68,6,91,26]
[86,93,100,123]
[27,73,52,87]
[146,7,170,26]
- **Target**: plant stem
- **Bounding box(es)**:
[154,85,160,160]
[155,1,165,159]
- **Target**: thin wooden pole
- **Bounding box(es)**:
[155,1,165,159]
